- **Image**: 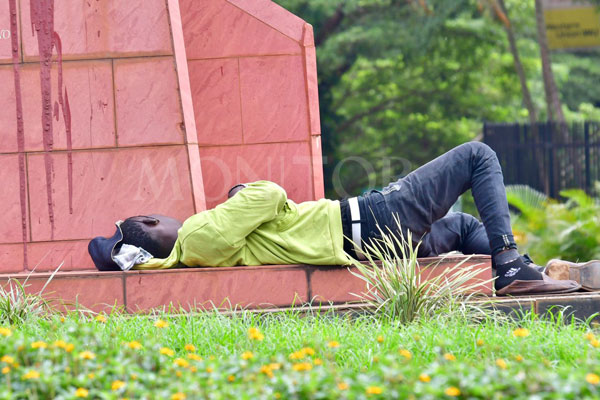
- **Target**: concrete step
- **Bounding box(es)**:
[0,255,491,313]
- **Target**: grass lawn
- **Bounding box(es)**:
[1,308,600,399]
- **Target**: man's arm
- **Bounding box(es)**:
[205,180,288,246]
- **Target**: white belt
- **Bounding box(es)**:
[348,197,366,260]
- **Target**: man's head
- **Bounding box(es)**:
[119,214,182,259]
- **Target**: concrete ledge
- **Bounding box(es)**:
[0,255,492,313]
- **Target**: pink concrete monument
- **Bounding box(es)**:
[1,0,324,273]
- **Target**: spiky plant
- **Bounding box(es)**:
[0,262,62,326]
[349,218,495,324]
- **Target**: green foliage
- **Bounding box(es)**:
[507,184,600,265]
[274,0,600,195]
[349,219,493,324]
[1,310,600,398]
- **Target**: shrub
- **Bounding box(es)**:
[349,219,494,324]
[507,184,600,265]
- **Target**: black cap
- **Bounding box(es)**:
[88,222,125,271]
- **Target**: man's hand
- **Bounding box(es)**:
[227,183,247,198]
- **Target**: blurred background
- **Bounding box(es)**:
[275,0,600,199]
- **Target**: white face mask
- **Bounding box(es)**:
[111,244,153,271]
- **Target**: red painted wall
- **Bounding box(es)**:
[0,0,323,273]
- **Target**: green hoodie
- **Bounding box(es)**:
[135,181,352,269]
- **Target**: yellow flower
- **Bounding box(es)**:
[314,358,323,365]
[476,339,484,346]
[327,341,340,348]
[154,319,169,328]
[366,386,383,395]
[269,363,281,370]
[95,315,107,323]
[171,393,186,400]
[338,382,349,390]
[1,355,14,364]
[585,332,596,341]
[419,373,431,383]
[399,349,412,360]
[0,327,12,337]
[187,353,202,361]
[586,373,600,385]
[65,343,75,353]
[376,335,384,343]
[87,373,95,379]
[227,375,235,382]
[190,366,197,373]
[31,341,48,349]
[112,380,126,391]
[126,341,142,350]
[515,355,524,362]
[513,328,530,338]
[443,353,456,361]
[22,370,40,380]
[241,351,254,360]
[2,366,10,374]
[75,388,89,398]
[260,365,274,378]
[292,362,312,371]
[591,339,600,348]
[301,347,315,356]
[175,370,182,377]
[160,347,175,357]
[496,358,507,369]
[289,350,305,360]
[79,351,96,360]
[130,374,138,380]
[445,386,461,397]
[174,358,189,368]
[184,344,196,352]
[53,340,67,349]
[247,327,265,341]
[206,367,213,373]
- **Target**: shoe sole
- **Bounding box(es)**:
[546,260,600,291]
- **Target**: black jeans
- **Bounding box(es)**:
[342,142,515,258]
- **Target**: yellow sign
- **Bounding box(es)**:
[544,6,600,49]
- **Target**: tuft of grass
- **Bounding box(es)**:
[0,262,62,326]
[349,218,495,324]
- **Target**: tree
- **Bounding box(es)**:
[534,0,566,124]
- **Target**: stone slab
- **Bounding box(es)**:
[0,61,116,153]
[0,270,125,313]
[198,142,314,208]
[239,55,309,144]
[27,146,195,242]
[114,57,184,147]
[124,265,309,312]
[180,0,300,60]
[189,58,243,146]
[20,0,172,61]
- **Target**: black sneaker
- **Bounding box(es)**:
[521,254,546,274]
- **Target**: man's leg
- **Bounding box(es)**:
[419,212,490,257]
[382,142,562,291]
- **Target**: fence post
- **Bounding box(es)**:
[585,121,591,193]
[547,121,555,198]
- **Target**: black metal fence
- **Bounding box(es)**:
[483,121,600,198]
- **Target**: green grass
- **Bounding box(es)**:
[1,308,600,399]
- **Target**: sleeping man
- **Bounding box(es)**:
[88,142,582,296]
